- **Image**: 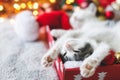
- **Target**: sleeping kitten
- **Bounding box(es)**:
[60,38,94,63]
[41,22,120,78]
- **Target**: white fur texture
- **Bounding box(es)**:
[70,3,97,29]
[14,10,39,42]
[0,19,58,80]
[70,3,116,29]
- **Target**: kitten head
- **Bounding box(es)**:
[70,3,97,29]
[60,38,97,63]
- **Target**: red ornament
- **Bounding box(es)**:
[39,26,47,41]
[79,1,89,8]
[76,0,89,8]
[105,11,114,19]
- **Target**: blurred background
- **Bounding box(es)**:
[0,0,119,18]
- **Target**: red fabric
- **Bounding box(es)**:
[98,0,115,8]
[102,50,116,65]
[36,11,72,30]
[55,56,120,80]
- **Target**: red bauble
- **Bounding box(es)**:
[105,11,114,19]
[79,1,89,8]
[39,26,47,41]
[76,0,89,9]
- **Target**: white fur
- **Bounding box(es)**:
[70,3,98,29]
[14,10,39,42]
[70,3,116,29]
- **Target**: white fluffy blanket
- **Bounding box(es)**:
[0,18,58,80]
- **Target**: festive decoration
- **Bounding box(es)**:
[39,25,48,41]
[14,10,39,42]
[36,10,72,30]
[76,0,90,9]
[74,74,82,80]
[98,72,107,80]
[0,0,119,20]
[62,4,73,11]
[105,11,114,19]
[115,51,120,63]
[74,72,108,80]
[102,50,116,65]
[0,0,64,17]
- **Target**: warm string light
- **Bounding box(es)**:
[66,0,75,4]
[33,2,39,9]
[14,0,19,2]
[27,1,33,9]
[0,17,5,23]
[20,3,26,9]
[33,10,38,16]
[13,1,40,15]
[13,3,21,10]
[49,0,56,3]
[0,5,4,11]
[0,0,67,17]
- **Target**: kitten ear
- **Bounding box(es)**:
[87,3,97,14]
[73,6,81,12]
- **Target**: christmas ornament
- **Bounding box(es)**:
[97,15,106,20]
[105,11,114,19]
[97,6,105,13]
[62,4,73,11]
[92,0,99,6]
[115,51,120,63]
[79,1,89,8]
[39,25,47,41]
[76,0,89,9]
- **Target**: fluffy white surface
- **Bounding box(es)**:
[0,19,58,80]
[14,10,39,42]
[64,61,82,69]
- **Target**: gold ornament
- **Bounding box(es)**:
[97,15,106,20]
[97,6,104,13]
[115,52,120,63]
[92,0,99,6]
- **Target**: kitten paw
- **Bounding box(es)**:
[41,55,53,67]
[51,29,66,38]
[51,30,60,38]
[80,58,99,78]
